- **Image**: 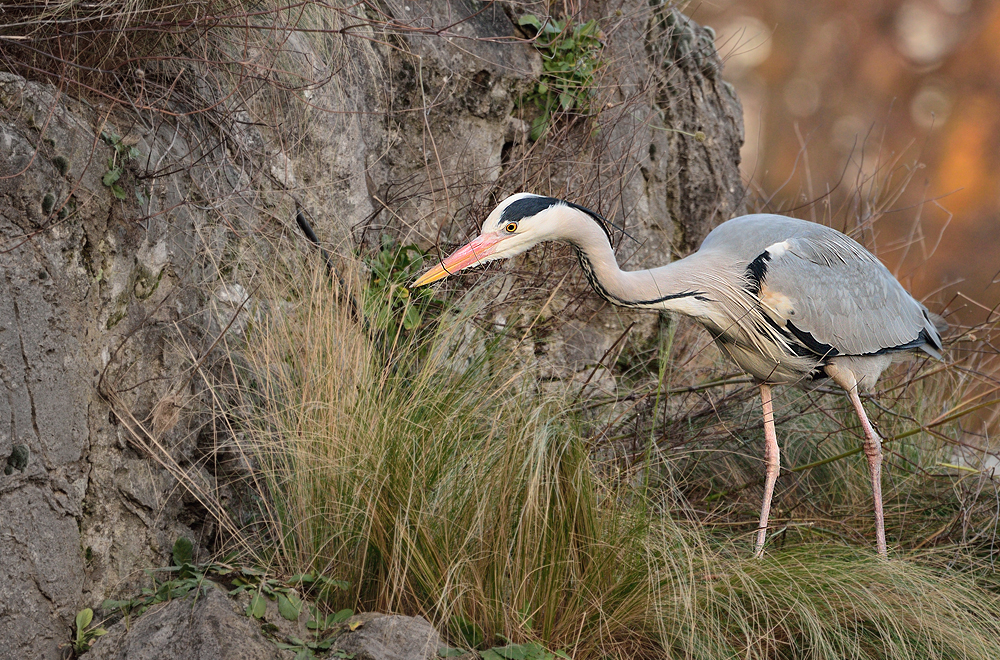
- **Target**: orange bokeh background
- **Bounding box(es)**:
[695,0,1000,324]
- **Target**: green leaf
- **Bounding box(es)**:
[101,599,132,611]
[76,608,94,631]
[172,538,193,567]
[438,647,467,657]
[517,14,541,30]
[529,115,548,142]
[331,608,354,623]
[102,169,121,186]
[554,651,572,659]
[481,651,503,660]
[111,183,127,200]
[288,573,314,584]
[277,593,301,621]
[452,615,484,649]
[247,593,267,619]
[559,93,575,111]
[494,644,528,660]
[402,305,421,330]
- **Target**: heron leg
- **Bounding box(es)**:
[755,382,780,558]
[847,387,888,559]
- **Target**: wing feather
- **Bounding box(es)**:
[761,233,939,357]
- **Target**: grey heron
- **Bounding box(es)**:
[412,193,947,558]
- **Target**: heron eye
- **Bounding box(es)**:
[505,222,518,233]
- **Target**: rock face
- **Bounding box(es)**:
[333,612,442,660]
[87,585,290,660]
[0,73,219,659]
[0,2,743,657]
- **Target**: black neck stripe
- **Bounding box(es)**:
[563,200,615,246]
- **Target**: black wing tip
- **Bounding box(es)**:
[786,320,840,358]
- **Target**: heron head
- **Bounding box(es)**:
[411,193,569,287]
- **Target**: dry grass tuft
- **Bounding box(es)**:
[206,246,1000,659]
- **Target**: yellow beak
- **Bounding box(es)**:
[411,233,504,287]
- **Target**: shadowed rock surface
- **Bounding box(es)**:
[87,585,291,660]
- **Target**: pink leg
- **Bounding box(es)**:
[755,383,780,558]
[847,388,888,559]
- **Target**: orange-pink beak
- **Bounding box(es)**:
[411,233,504,287]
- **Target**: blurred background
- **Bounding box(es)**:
[695,0,1000,324]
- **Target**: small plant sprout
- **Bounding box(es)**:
[364,237,441,332]
[517,14,604,141]
[100,130,143,202]
[73,608,107,653]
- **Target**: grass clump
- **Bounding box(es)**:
[218,253,1000,659]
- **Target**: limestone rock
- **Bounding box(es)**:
[87,585,291,660]
[0,71,229,659]
[332,612,442,660]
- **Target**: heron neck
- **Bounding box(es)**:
[561,208,711,309]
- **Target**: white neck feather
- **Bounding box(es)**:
[552,206,721,313]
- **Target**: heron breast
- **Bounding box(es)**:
[758,285,796,327]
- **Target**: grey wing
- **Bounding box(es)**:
[750,234,944,359]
